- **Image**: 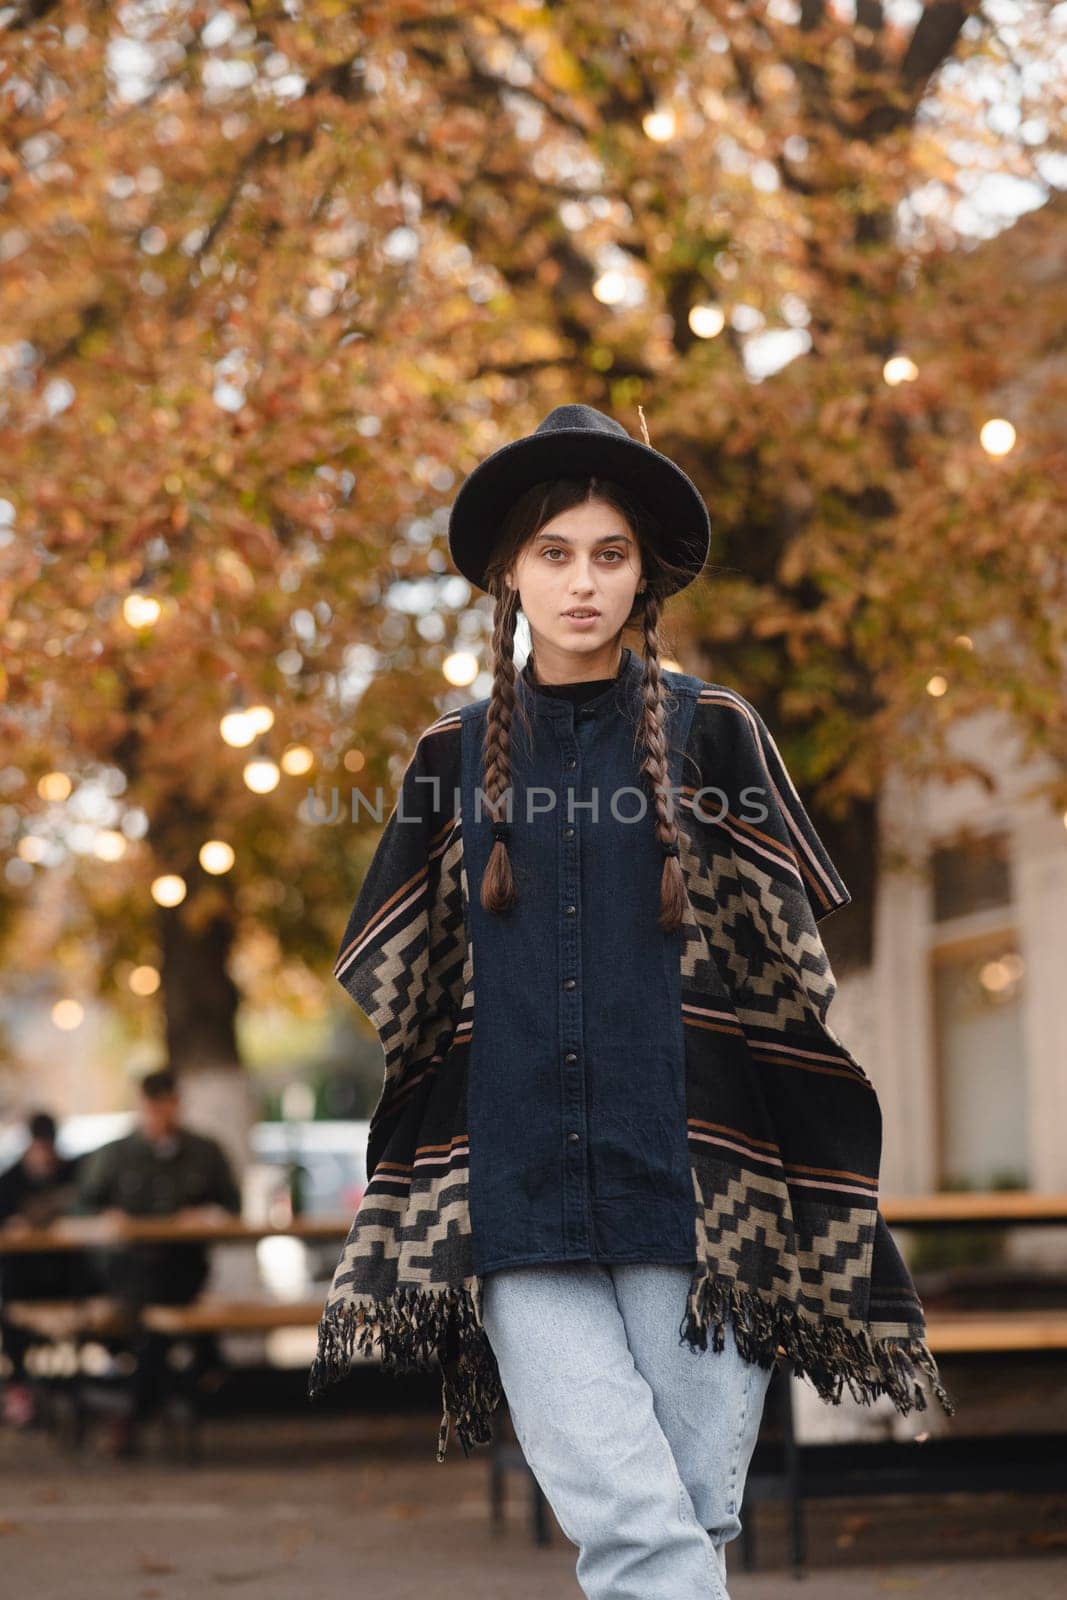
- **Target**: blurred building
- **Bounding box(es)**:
[832,709,1065,1209]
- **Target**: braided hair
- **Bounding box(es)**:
[478,476,693,934]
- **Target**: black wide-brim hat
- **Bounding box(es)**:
[447,403,710,597]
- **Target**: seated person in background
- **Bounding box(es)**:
[74,1068,243,1451]
[0,1110,84,1429]
[75,1066,243,1306]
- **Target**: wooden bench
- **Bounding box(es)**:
[740,1307,1067,1576]
[2,1297,140,1446]
[140,1297,323,1336]
[4,1297,132,1343]
[1,1296,325,1460]
[130,1297,328,1461]
[925,1307,1067,1353]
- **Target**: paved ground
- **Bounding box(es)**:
[1,1405,1065,1599]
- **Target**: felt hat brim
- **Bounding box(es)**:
[447,422,710,596]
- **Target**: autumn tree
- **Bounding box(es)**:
[1,2,1064,1115]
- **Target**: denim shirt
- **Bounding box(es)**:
[458,646,701,1276]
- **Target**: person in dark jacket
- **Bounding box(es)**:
[75,1068,242,1451]
[76,1067,242,1302]
[0,1110,83,1428]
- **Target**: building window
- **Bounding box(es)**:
[928,830,1030,1190]
[930,828,1012,922]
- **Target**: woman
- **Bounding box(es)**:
[311,404,954,1599]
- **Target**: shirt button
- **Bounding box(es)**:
[564,1052,578,1064]
[565,758,576,769]
[567,1131,580,1143]
[562,826,575,839]
[564,904,576,916]
[563,977,576,990]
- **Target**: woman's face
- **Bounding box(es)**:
[506,498,646,667]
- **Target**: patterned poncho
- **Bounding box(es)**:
[309,667,956,1461]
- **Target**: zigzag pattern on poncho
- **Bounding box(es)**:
[309,677,955,1461]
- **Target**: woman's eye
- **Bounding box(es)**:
[543,553,627,566]
[543,548,624,562]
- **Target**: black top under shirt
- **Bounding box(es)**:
[528,668,621,706]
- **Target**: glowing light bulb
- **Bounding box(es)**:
[93,830,127,861]
[38,771,72,801]
[642,107,677,142]
[199,840,235,874]
[123,594,161,628]
[281,745,314,776]
[243,758,280,794]
[883,355,918,385]
[592,270,627,306]
[151,873,187,907]
[689,304,725,339]
[220,711,257,748]
[52,999,84,1030]
[980,418,1016,457]
[443,651,479,687]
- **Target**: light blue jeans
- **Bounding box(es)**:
[481,1260,774,1600]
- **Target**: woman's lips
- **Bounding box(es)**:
[563,611,600,628]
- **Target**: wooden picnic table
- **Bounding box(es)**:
[741,1185,1067,1574]
[880,1190,1067,1227]
[3,1192,1066,1252]
[0,1213,353,1253]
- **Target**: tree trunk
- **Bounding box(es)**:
[159,900,241,1074]
[157,899,259,1186]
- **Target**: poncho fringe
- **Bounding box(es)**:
[679,1268,955,1418]
[307,1266,954,1465]
[308,1286,498,1462]
[311,668,957,1459]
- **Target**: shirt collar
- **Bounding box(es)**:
[134,1127,184,1159]
[517,644,643,719]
